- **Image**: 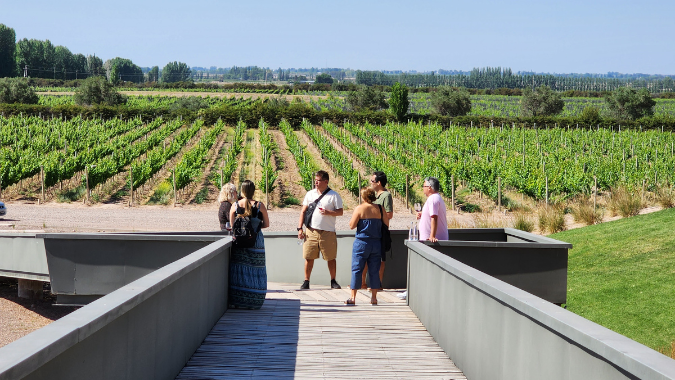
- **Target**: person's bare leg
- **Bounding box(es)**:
[379,261,386,285]
[361,264,368,289]
[327,259,337,280]
[371,289,378,304]
[304,259,314,281]
[348,288,358,304]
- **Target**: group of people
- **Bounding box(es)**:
[217,171,447,309]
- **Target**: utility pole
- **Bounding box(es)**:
[23,65,28,78]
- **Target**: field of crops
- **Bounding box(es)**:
[1,110,674,208]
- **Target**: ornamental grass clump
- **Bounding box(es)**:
[655,186,674,209]
[513,212,534,232]
[571,197,604,226]
[537,204,566,234]
[608,186,642,217]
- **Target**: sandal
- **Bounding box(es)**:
[344,298,356,305]
[370,299,378,305]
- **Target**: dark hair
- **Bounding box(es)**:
[314,170,329,181]
[361,188,376,203]
[373,171,387,187]
[240,180,256,217]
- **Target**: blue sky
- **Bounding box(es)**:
[2,0,673,74]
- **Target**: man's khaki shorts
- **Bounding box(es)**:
[303,228,337,261]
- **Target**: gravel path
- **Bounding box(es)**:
[0,202,420,233]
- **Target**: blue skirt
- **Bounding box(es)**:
[228,235,267,309]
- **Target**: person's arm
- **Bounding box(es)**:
[298,205,308,239]
[382,205,390,227]
[429,215,438,242]
[348,205,361,229]
[229,203,237,230]
[385,193,393,219]
[323,208,343,216]
[258,202,270,229]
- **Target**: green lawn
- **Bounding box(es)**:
[550,208,675,352]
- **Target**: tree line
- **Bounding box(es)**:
[355,67,675,93]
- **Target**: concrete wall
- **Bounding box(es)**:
[406,241,675,380]
[0,234,49,281]
[42,233,223,304]
[264,231,408,289]
[0,238,231,380]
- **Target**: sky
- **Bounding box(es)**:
[2,0,674,75]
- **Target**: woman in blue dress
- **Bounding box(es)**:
[228,180,270,309]
[346,188,390,305]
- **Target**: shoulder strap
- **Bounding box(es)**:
[378,204,384,221]
[312,187,331,205]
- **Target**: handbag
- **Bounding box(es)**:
[303,187,331,228]
[378,204,392,253]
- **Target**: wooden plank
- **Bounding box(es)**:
[176,282,466,379]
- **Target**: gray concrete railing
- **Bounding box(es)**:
[0,238,231,380]
[0,233,48,281]
[406,240,675,380]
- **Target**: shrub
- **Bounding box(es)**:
[580,106,602,125]
[608,186,642,217]
[346,86,387,111]
[537,205,566,234]
[604,87,655,120]
[0,78,38,104]
[429,86,471,116]
[74,76,127,106]
[520,85,564,117]
[147,182,173,205]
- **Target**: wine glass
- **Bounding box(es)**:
[225,222,231,236]
[414,203,422,213]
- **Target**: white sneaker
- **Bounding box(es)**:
[396,291,407,300]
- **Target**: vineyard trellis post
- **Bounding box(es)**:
[405,174,409,213]
[451,175,455,213]
[173,170,177,207]
[85,166,90,204]
[41,166,45,203]
[129,167,133,207]
[594,176,597,211]
[545,176,549,205]
[498,177,501,212]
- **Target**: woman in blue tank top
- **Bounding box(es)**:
[345,188,390,305]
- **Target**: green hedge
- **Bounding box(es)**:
[2,102,674,131]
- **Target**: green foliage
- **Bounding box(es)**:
[513,213,534,232]
[579,105,602,125]
[162,61,192,83]
[604,87,656,120]
[0,24,16,78]
[74,76,127,106]
[104,57,143,84]
[257,119,278,194]
[0,78,38,104]
[279,119,318,190]
[148,66,159,82]
[520,85,564,117]
[147,181,173,205]
[346,85,387,112]
[388,82,409,122]
[315,73,334,84]
[86,55,104,77]
[551,208,675,351]
[430,86,471,116]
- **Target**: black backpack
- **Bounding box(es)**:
[232,201,261,248]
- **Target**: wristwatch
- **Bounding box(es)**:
[297,227,303,231]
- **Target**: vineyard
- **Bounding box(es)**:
[1,109,675,220]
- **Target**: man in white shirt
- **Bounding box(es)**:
[298,170,343,290]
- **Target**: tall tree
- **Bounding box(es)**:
[161,61,191,83]
[0,24,16,78]
[148,66,159,82]
[104,57,143,83]
[53,45,73,80]
[86,54,104,77]
[15,39,56,78]
[388,82,409,121]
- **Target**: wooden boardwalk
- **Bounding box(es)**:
[176,283,466,380]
